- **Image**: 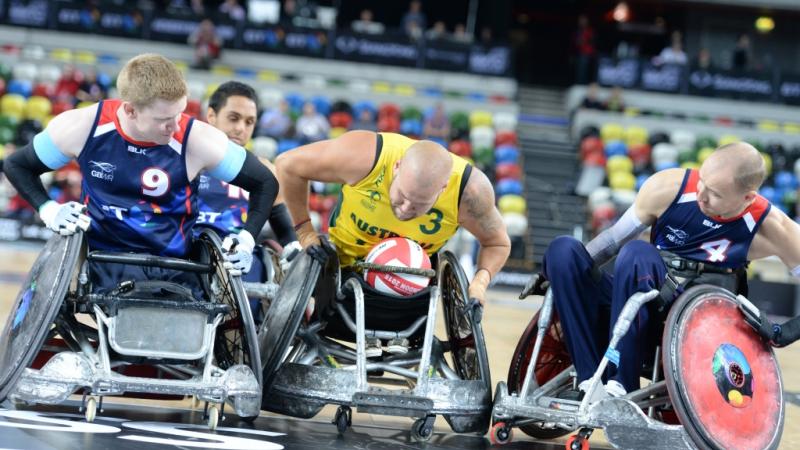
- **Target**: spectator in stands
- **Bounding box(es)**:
[350,108,377,132]
[605,86,625,113]
[694,48,715,71]
[219,0,246,22]
[426,21,447,41]
[188,19,222,70]
[258,99,292,139]
[191,0,205,15]
[574,14,596,84]
[423,103,450,141]
[580,82,605,110]
[282,0,297,23]
[402,0,426,39]
[452,23,473,43]
[295,102,330,143]
[76,70,107,105]
[54,64,82,103]
[654,30,688,65]
[732,33,751,71]
[352,9,385,35]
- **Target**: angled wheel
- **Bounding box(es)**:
[257,251,321,390]
[506,308,572,439]
[439,251,491,387]
[197,229,262,388]
[490,421,513,445]
[411,416,435,442]
[663,285,784,450]
[0,232,83,402]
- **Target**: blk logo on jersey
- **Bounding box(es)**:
[703,219,722,229]
[89,161,116,182]
[127,145,147,155]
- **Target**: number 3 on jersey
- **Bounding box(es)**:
[141,167,170,197]
[700,239,731,262]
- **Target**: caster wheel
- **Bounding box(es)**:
[490,422,513,445]
[240,415,258,424]
[566,434,589,450]
[84,397,97,423]
[333,406,351,435]
[411,417,434,443]
[208,405,219,431]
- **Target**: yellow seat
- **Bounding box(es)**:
[697,147,715,164]
[498,194,526,215]
[329,127,348,139]
[624,126,648,146]
[600,123,624,143]
[608,171,635,190]
[1,94,26,120]
[25,96,52,122]
[757,120,780,132]
[717,134,740,146]
[606,155,633,174]
[761,152,772,176]
[49,48,73,62]
[393,84,416,96]
[372,81,391,94]
[211,65,234,77]
[783,123,800,134]
[623,107,640,117]
[258,70,280,82]
[75,50,97,65]
[204,83,220,100]
[469,110,493,128]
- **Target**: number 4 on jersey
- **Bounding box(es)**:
[700,239,731,262]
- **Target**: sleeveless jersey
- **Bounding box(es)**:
[195,172,249,236]
[78,99,198,257]
[328,132,471,268]
[651,169,771,269]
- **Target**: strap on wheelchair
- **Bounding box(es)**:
[656,251,744,311]
[116,280,196,301]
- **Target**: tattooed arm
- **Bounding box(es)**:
[458,168,511,304]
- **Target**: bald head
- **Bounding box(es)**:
[400,140,453,195]
[390,140,453,221]
[705,142,765,193]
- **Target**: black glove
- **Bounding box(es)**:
[519,272,549,299]
[306,235,337,266]
[738,296,780,346]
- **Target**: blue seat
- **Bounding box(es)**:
[277,139,301,155]
[494,145,520,164]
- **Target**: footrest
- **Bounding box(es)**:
[353,390,434,417]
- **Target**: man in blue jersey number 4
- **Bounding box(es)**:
[525,142,800,399]
[4,54,278,292]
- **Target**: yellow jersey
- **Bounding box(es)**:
[328,132,471,268]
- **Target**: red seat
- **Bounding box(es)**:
[378,115,400,132]
[448,139,472,158]
[495,130,518,147]
[580,136,604,161]
[495,163,521,181]
[378,103,400,120]
[329,111,353,129]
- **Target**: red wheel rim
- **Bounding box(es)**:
[664,286,784,450]
[508,310,572,392]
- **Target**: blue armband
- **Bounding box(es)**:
[33,131,71,170]
[208,141,247,182]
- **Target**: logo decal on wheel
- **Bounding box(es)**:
[712,343,753,408]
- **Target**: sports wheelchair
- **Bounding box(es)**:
[258,249,492,442]
[0,229,262,430]
[491,283,784,449]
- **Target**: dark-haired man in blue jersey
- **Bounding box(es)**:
[531,142,800,399]
[3,54,279,293]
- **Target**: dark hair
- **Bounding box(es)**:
[208,80,258,112]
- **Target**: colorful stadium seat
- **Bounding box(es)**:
[493,111,517,132]
[600,123,624,143]
[624,126,648,146]
[503,212,528,237]
[1,94,25,120]
[24,96,51,122]
[495,162,521,181]
[469,110,492,128]
[498,194,526,215]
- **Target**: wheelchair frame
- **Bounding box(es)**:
[259,250,491,442]
[1,230,261,430]
[491,285,784,450]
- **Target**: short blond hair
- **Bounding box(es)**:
[116,53,187,108]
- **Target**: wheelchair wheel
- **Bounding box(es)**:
[439,251,491,389]
[258,252,321,390]
[506,309,572,439]
[197,230,262,387]
[663,285,784,450]
[0,233,83,401]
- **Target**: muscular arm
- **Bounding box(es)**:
[457,168,511,300]
[585,168,684,265]
[274,130,377,236]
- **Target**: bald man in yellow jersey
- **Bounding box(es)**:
[275,130,511,304]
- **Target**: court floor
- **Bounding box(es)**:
[0,241,797,449]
